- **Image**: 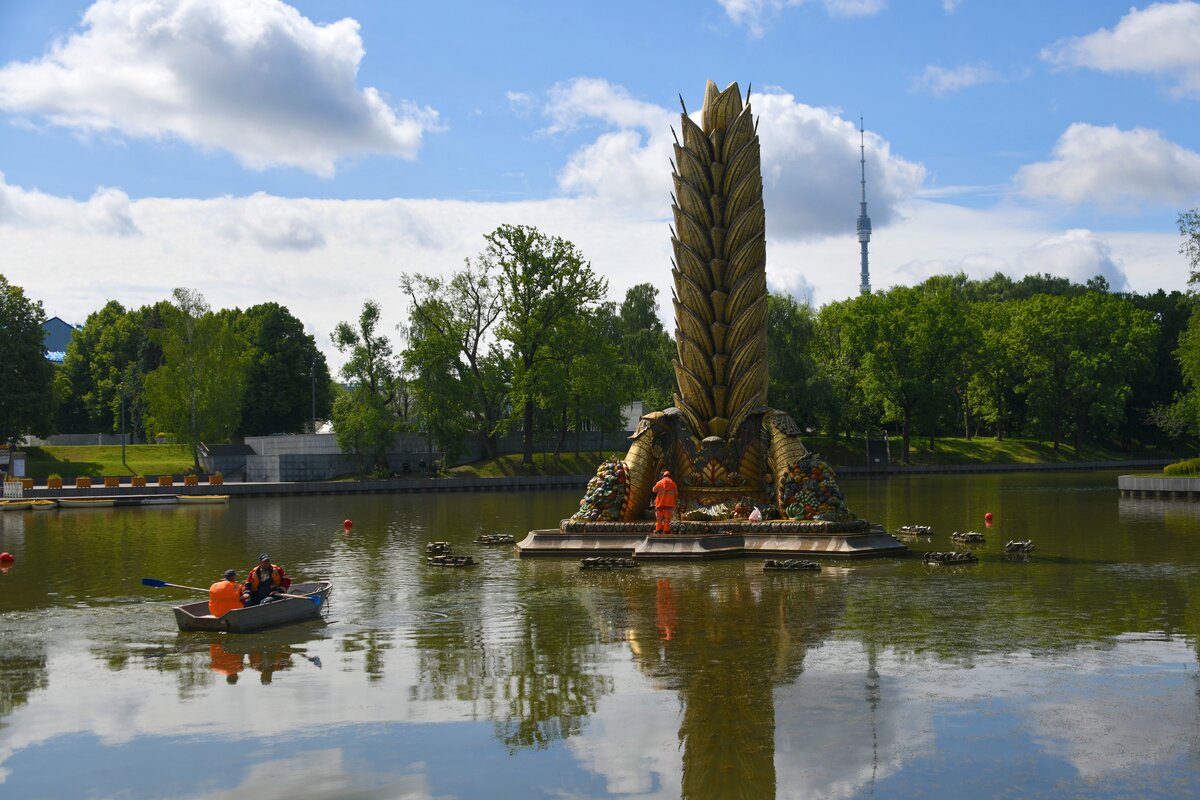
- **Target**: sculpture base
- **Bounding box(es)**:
[516,519,907,560]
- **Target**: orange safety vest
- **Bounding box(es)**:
[247,565,285,591]
[208,579,244,617]
[653,476,678,509]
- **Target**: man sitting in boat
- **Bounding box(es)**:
[243,553,291,605]
[208,569,244,617]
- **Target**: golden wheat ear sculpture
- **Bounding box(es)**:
[670,80,768,442]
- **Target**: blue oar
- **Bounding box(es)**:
[141,577,321,605]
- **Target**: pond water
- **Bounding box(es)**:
[2,471,1199,799]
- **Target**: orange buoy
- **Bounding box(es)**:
[0,552,13,563]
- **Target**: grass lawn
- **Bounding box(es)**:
[23,445,195,479]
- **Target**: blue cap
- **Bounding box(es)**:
[259,553,270,562]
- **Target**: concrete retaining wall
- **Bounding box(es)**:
[1118,475,1200,497]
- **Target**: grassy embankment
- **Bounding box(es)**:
[22,445,194,480]
[16,437,1188,481]
[446,436,1188,478]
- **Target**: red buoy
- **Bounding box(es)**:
[984,512,994,523]
[343,519,353,529]
[0,552,13,563]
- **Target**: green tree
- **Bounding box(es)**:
[0,275,54,451]
[853,280,972,461]
[548,303,626,456]
[489,225,608,466]
[233,303,333,435]
[1011,293,1155,452]
[144,288,246,470]
[1121,289,1190,448]
[331,389,395,474]
[813,298,875,440]
[53,300,149,436]
[967,300,1024,440]
[1181,208,1200,285]
[401,259,507,461]
[616,283,675,411]
[332,301,398,472]
[766,292,831,433]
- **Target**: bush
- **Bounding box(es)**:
[1163,457,1200,476]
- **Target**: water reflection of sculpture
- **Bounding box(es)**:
[622,572,848,799]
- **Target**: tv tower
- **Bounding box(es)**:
[856,117,872,295]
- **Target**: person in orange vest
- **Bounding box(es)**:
[653,470,678,533]
[208,569,244,617]
[243,553,291,605]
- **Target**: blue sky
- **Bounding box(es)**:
[2,0,1198,365]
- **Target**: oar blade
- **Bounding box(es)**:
[141,578,169,588]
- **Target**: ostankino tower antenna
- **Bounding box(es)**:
[857,117,872,295]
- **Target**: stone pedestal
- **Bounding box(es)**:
[517,518,906,560]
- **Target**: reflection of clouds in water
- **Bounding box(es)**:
[186,748,433,800]
[565,658,681,798]
[776,637,1199,795]
[775,641,927,800]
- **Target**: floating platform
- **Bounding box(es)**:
[517,518,906,560]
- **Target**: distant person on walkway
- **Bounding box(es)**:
[243,553,290,605]
[208,569,244,617]
[653,470,678,534]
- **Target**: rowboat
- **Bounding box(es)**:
[176,495,230,505]
[0,500,32,511]
[173,581,332,633]
[57,498,116,508]
[30,499,57,510]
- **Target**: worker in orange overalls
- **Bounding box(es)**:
[653,470,678,534]
[208,569,244,617]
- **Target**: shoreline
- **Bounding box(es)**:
[13,459,1172,499]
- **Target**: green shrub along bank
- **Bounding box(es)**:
[1164,457,1200,476]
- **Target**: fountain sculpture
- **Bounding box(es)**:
[517,81,905,559]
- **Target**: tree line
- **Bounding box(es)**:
[1,282,334,470]
[5,213,1200,471]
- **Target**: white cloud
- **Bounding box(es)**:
[718,0,885,37]
[1016,229,1128,290]
[0,0,441,176]
[505,91,536,116]
[943,0,963,11]
[544,79,925,239]
[0,171,137,235]
[1015,123,1200,207]
[1041,1,1200,97]
[912,63,997,96]
[4,183,1183,376]
[754,90,924,238]
[220,193,327,252]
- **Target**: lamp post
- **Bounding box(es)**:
[311,355,316,434]
[120,382,127,470]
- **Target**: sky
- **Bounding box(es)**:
[1,0,1199,369]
